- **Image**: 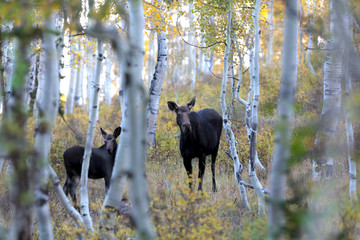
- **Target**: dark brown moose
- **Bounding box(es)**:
[63,127,121,204]
[168,97,222,192]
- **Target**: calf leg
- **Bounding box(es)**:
[104,176,111,193]
[198,155,206,191]
[68,176,79,205]
[211,153,217,192]
[183,157,193,189]
[63,176,70,196]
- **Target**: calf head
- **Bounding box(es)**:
[101,127,121,154]
[167,97,196,135]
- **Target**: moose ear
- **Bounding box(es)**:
[114,127,121,138]
[187,96,196,110]
[100,127,107,138]
[167,101,179,112]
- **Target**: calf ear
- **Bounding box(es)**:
[114,127,121,138]
[187,96,196,110]
[100,128,107,138]
[167,101,179,112]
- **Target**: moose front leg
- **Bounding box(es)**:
[183,157,193,189]
[198,155,206,191]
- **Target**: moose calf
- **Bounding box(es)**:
[63,127,121,204]
[168,97,222,192]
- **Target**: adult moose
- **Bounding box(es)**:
[168,97,222,192]
[63,127,121,204]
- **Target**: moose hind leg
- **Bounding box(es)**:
[68,176,79,205]
[211,153,217,192]
[198,155,206,191]
[104,176,111,193]
[183,157,193,189]
[63,176,70,196]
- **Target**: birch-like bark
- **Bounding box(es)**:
[48,165,84,228]
[32,13,60,240]
[268,0,298,238]
[266,0,274,66]
[299,0,304,62]
[5,38,33,240]
[341,0,357,203]
[27,42,39,113]
[3,24,14,116]
[65,36,77,114]
[30,51,40,116]
[34,51,44,119]
[220,3,250,211]
[249,0,266,215]
[26,41,39,107]
[0,25,12,116]
[312,0,342,179]
[86,37,95,111]
[128,1,155,238]
[188,0,197,92]
[306,0,315,75]
[83,5,155,239]
[74,40,84,107]
[147,30,156,87]
[147,30,167,148]
[234,38,266,172]
[104,44,113,105]
[82,23,130,239]
[80,40,103,232]
[0,33,10,169]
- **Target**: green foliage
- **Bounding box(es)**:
[192,0,255,59]
[236,215,267,240]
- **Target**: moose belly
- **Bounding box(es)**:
[88,167,107,179]
[180,145,209,159]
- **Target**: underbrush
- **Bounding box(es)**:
[0,70,359,239]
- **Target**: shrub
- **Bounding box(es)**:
[151,185,231,240]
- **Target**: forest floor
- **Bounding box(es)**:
[1,68,360,239]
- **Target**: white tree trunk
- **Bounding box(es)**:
[306,0,315,75]
[128,1,155,238]
[341,0,357,203]
[234,38,266,172]
[65,37,77,114]
[147,30,167,147]
[74,40,84,107]
[147,30,156,87]
[188,0,197,92]
[220,4,250,211]
[83,23,130,239]
[104,44,113,105]
[48,165,84,228]
[33,12,60,240]
[266,0,274,66]
[268,0,298,238]
[80,40,103,232]
[249,0,266,215]
[86,38,95,111]
[2,24,14,116]
[298,0,304,62]
[6,38,33,240]
[312,0,342,179]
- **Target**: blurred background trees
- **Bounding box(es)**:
[0,0,359,239]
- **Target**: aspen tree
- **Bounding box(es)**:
[32,11,60,240]
[220,2,250,211]
[268,0,298,238]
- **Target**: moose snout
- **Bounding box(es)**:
[182,123,192,134]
